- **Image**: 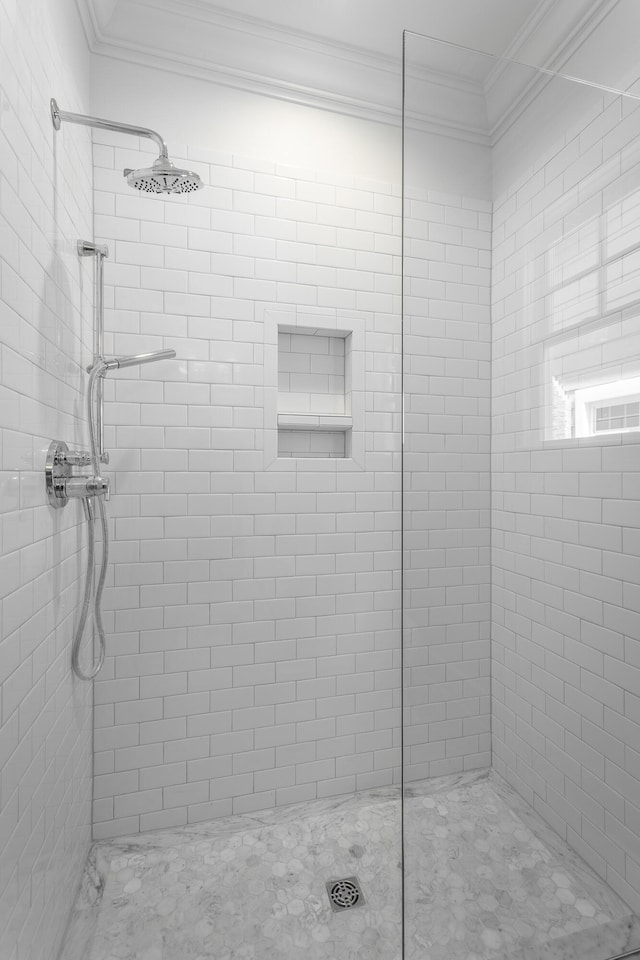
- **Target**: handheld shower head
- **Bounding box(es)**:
[124,157,203,194]
[96,349,177,373]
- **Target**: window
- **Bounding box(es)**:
[545,183,640,440]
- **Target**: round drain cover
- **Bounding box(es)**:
[328,878,361,910]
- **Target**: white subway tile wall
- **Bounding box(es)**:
[492,90,640,909]
[403,187,492,781]
[92,130,493,835]
[0,1,94,958]
[92,134,412,837]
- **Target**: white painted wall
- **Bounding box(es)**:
[0,1,94,958]
[91,56,401,184]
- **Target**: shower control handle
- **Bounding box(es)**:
[58,448,93,467]
[63,476,111,501]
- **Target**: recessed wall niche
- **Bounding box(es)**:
[262,306,365,471]
[277,325,352,458]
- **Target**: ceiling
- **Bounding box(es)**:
[79,0,620,127]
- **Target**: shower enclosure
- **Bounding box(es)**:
[402,31,640,960]
[34,27,640,960]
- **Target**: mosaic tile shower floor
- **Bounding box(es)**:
[60,770,640,960]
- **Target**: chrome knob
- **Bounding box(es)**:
[59,448,93,467]
[64,476,110,500]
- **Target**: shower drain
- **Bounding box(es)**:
[325,876,365,912]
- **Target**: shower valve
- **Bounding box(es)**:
[46,440,111,508]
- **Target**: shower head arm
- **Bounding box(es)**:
[50,99,169,159]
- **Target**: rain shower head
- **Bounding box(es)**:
[50,99,204,194]
[123,157,203,194]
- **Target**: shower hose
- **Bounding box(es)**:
[71,361,109,680]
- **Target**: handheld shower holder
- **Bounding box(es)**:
[78,239,109,259]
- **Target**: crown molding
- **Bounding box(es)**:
[75,0,120,44]
[81,0,624,141]
[487,0,624,145]
[85,0,410,128]
[134,0,396,70]
[491,0,572,69]
[74,0,100,48]
[91,40,493,146]
[91,40,403,128]
[84,0,493,139]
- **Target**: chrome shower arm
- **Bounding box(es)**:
[50,98,169,159]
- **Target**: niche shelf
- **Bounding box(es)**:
[277,325,352,458]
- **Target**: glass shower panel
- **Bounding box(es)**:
[402,33,640,960]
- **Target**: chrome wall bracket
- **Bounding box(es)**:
[77,239,109,259]
[50,98,62,130]
[46,440,110,508]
